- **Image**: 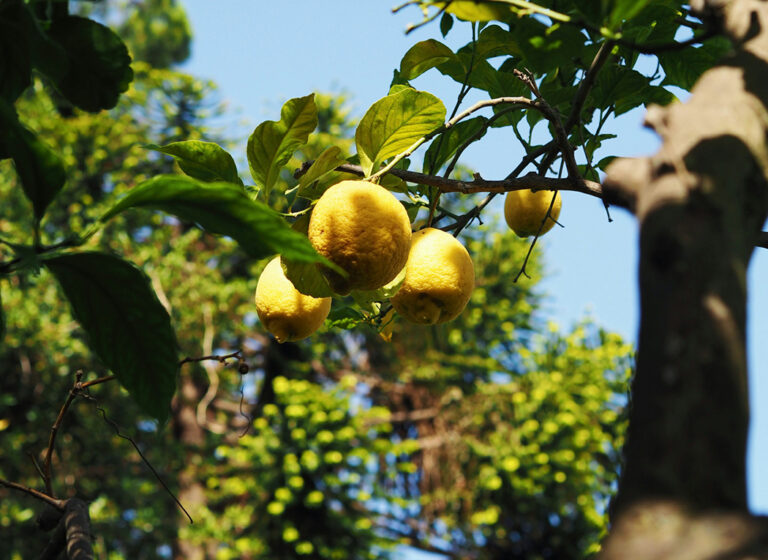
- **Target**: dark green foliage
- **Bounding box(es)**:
[45,252,178,423]
[0,100,66,222]
[47,16,133,112]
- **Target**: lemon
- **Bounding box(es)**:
[308,180,411,295]
[254,256,331,343]
[391,228,474,325]
[504,189,561,237]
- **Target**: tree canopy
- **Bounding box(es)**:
[1,1,767,559]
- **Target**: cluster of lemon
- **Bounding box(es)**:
[255,180,561,343]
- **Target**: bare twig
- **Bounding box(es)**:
[178,351,241,367]
[513,190,562,282]
[0,478,67,510]
[83,395,194,524]
[42,370,85,497]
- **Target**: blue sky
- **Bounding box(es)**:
[178,0,768,542]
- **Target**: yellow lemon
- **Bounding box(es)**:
[391,228,474,325]
[255,256,331,343]
[504,189,561,237]
[308,180,411,295]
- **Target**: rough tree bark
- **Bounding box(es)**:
[600,0,768,556]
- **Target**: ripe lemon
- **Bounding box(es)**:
[308,180,411,295]
[255,256,331,343]
[391,228,474,325]
[504,189,561,237]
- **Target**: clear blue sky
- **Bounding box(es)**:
[178,0,768,540]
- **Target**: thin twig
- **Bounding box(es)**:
[178,351,241,367]
[82,394,194,524]
[42,371,85,496]
[513,190,562,282]
[0,478,67,510]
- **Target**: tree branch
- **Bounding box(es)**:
[304,161,619,205]
[0,478,66,510]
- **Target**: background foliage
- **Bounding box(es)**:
[5,0,732,558]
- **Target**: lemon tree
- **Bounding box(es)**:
[2,1,765,559]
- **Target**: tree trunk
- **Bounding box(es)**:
[601,0,768,556]
[172,374,209,560]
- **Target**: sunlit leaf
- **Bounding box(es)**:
[48,16,133,112]
[146,141,242,185]
[440,1,510,21]
[100,175,327,264]
[44,252,177,423]
[247,93,317,199]
[399,39,457,80]
[356,88,446,176]
[297,145,348,200]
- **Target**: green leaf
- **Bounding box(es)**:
[146,141,242,185]
[660,37,731,91]
[440,12,454,37]
[356,88,446,176]
[326,304,365,330]
[606,0,654,31]
[399,39,457,81]
[474,25,520,60]
[0,100,66,221]
[297,145,348,200]
[282,259,333,298]
[423,116,488,174]
[44,252,177,423]
[0,0,33,103]
[247,93,317,199]
[512,19,589,75]
[47,16,133,112]
[100,175,327,265]
[588,63,651,115]
[441,1,510,21]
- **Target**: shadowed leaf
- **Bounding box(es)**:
[45,252,178,423]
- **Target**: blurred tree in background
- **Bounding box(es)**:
[0,1,631,559]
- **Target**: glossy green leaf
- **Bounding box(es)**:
[247,93,317,199]
[47,16,133,112]
[356,88,446,176]
[147,141,242,185]
[423,116,488,174]
[297,145,347,200]
[399,39,457,81]
[100,175,327,264]
[44,252,177,423]
[0,100,66,221]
